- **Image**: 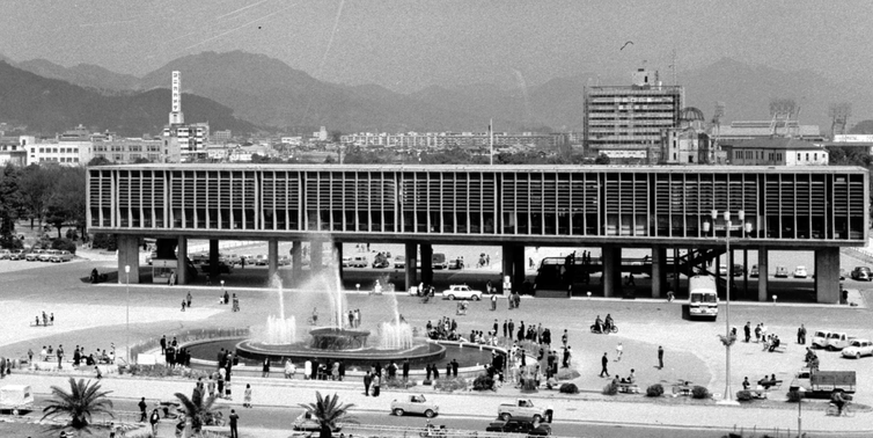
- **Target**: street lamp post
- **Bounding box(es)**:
[124,265,130,366]
[710,210,744,405]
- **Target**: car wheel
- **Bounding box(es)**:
[473,295,481,301]
[448,295,455,300]
[393,408,404,416]
[856,353,861,359]
[500,413,511,421]
[424,409,435,418]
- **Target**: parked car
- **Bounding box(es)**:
[496,399,553,423]
[448,258,464,270]
[200,261,232,274]
[851,266,871,281]
[292,412,341,432]
[774,266,789,278]
[793,266,808,279]
[38,250,60,262]
[812,330,834,349]
[441,285,482,301]
[49,250,73,263]
[393,255,406,269]
[347,256,368,268]
[0,249,10,260]
[841,339,873,359]
[7,249,26,261]
[390,394,438,417]
[826,332,854,351]
[486,419,552,436]
[254,254,268,266]
[749,264,759,278]
[25,249,46,262]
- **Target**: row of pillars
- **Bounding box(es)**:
[115,236,842,303]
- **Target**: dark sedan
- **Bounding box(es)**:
[486,419,551,436]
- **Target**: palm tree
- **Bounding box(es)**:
[174,386,220,434]
[298,391,355,438]
[41,378,113,432]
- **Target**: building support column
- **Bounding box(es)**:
[757,248,769,302]
[651,247,667,298]
[405,243,418,292]
[501,244,516,294]
[334,242,344,283]
[209,239,220,282]
[421,243,434,287]
[290,241,302,285]
[117,235,141,284]
[176,236,188,285]
[814,247,841,304]
[512,245,525,292]
[602,246,622,297]
[267,239,279,280]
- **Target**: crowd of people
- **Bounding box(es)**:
[33,311,54,327]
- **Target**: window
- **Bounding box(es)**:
[797,153,801,160]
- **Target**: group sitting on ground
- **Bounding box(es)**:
[757,374,780,389]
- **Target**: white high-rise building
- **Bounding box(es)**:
[169,71,184,125]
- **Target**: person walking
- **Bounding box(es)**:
[363,370,372,396]
[657,346,664,369]
[186,291,192,308]
[229,409,239,438]
[284,359,296,379]
[491,294,497,311]
[599,352,609,377]
[149,408,160,435]
[615,342,623,362]
[243,384,252,408]
[744,322,751,343]
[138,397,148,422]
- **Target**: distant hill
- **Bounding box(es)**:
[0,61,256,136]
[16,59,139,92]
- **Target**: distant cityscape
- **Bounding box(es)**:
[0,67,869,168]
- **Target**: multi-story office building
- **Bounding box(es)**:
[584,69,682,159]
[724,137,829,166]
[713,120,825,144]
[340,131,566,150]
[92,137,165,163]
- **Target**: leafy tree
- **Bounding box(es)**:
[0,164,23,237]
[17,164,58,230]
[594,153,611,165]
[43,167,86,239]
[132,157,151,164]
[298,392,355,438]
[41,378,113,433]
[87,156,112,166]
[174,387,221,434]
[849,120,873,134]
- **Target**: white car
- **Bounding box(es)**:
[390,394,439,417]
[842,339,873,359]
[793,266,808,278]
[441,285,482,301]
[292,412,341,432]
[49,250,73,263]
[811,330,832,349]
[826,332,854,351]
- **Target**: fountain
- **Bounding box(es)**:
[224,244,443,367]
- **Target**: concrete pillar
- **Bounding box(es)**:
[757,248,768,302]
[404,243,418,291]
[176,236,188,285]
[334,242,343,282]
[116,235,141,284]
[512,245,525,291]
[267,239,279,280]
[602,246,621,297]
[208,239,220,281]
[310,241,323,272]
[814,247,841,304]
[421,243,434,286]
[291,241,302,282]
[651,247,667,298]
[501,244,515,294]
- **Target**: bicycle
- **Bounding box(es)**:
[826,401,854,417]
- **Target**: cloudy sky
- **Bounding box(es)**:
[1,0,870,92]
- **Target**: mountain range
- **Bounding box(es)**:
[3,50,872,136]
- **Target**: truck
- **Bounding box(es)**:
[432,253,448,270]
[497,399,553,423]
[0,385,34,414]
[687,275,718,320]
[789,369,856,398]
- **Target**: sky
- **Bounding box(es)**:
[0,0,871,93]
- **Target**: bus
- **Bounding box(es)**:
[688,275,718,320]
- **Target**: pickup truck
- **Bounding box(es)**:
[789,369,856,397]
[497,399,553,423]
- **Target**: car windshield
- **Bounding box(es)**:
[691,293,716,303]
[814,331,828,337]
[826,333,841,339]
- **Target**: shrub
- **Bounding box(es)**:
[434,377,467,392]
[559,383,579,394]
[646,383,664,397]
[691,385,710,399]
[602,381,619,396]
[384,377,417,389]
[0,235,23,250]
[736,390,753,402]
[556,368,581,380]
[91,233,117,251]
[51,238,77,254]
[472,374,494,391]
[786,389,804,403]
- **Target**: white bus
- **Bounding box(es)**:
[688,275,718,320]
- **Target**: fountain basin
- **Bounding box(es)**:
[230,337,447,368]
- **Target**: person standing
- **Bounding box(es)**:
[451,359,459,378]
[160,335,167,355]
[657,346,664,369]
[615,342,623,362]
[186,291,192,308]
[798,324,807,344]
[138,397,147,422]
[149,408,160,435]
[284,359,296,379]
[243,384,252,408]
[599,352,609,377]
[562,347,572,368]
[744,322,751,343]
[502,320,508,339]
[372,373,381,397]
[229,409,239,438]
[56,345,64,370]
[363,370,372,396]
[491,294,497,311]
[261,358,270,378]
[402,359,410,380]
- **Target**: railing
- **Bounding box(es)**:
[337,423,577,438]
